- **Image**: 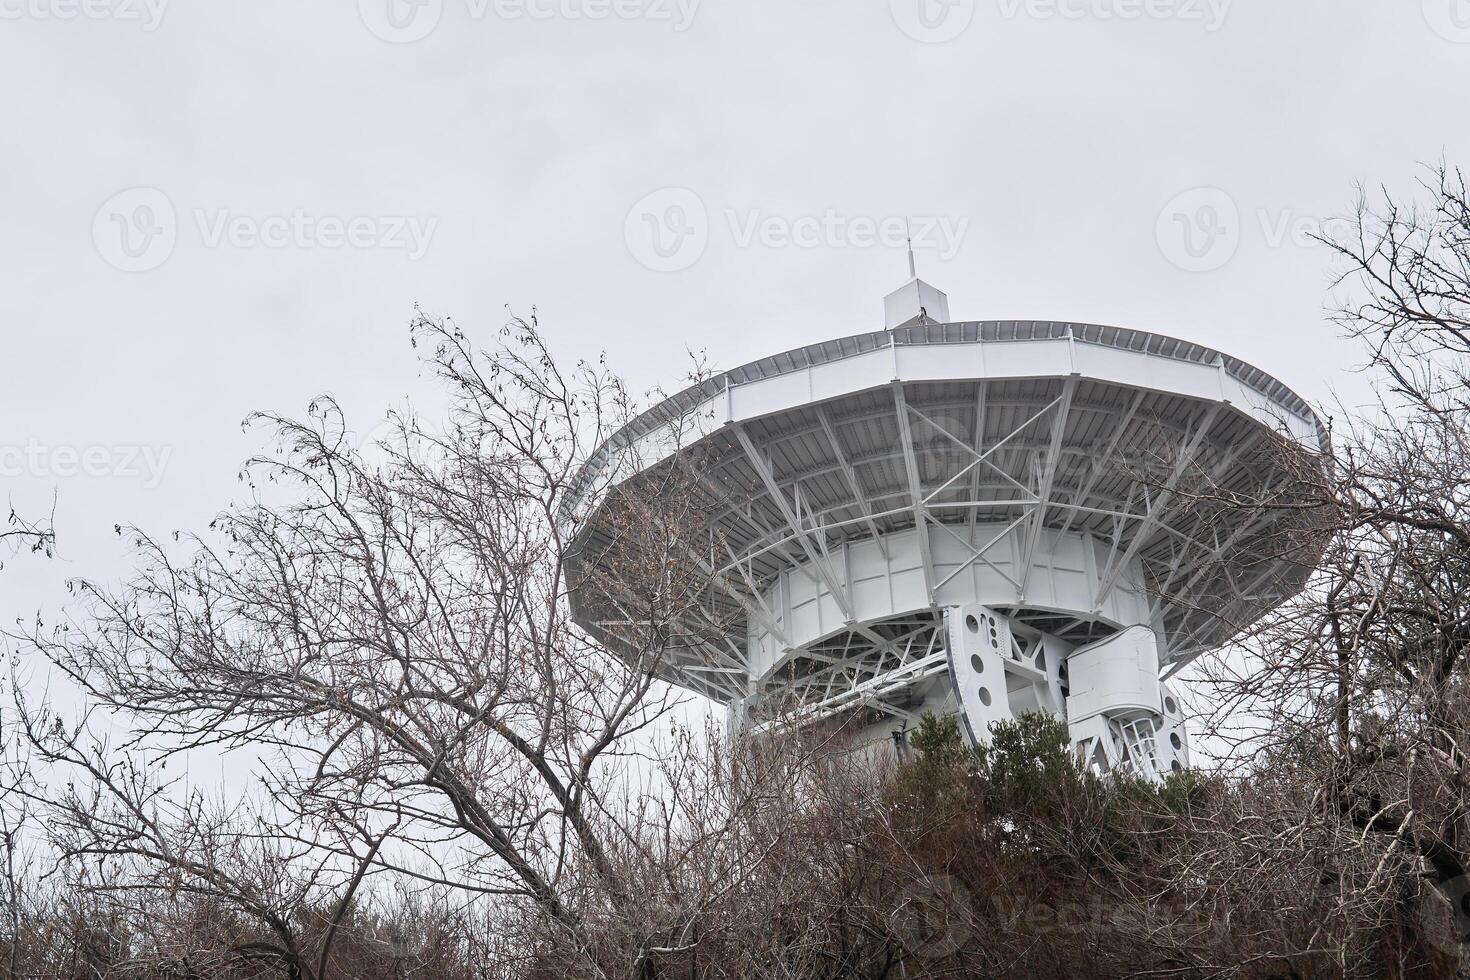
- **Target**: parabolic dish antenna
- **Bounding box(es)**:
[568,275,1327,777]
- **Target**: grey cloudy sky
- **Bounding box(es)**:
[2,0,1468,654]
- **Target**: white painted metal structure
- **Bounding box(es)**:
[568,278,1327,778]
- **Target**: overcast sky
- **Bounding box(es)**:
[3,1,1468,695]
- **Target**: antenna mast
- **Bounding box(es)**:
[905,217,917,280]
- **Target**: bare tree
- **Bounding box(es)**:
[5,310,732,978]
[1174,162,1470,971]
[1,500,53,569]
[1,500,54,979]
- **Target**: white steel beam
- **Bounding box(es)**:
[735,424,854,621]
[892,383,939,601]
[815,405,890,560]
[1092,402,1223,609]
[1019,376,1078,597]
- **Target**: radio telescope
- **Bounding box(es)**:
[567,274,1327,778]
